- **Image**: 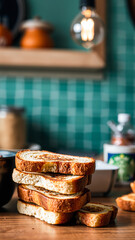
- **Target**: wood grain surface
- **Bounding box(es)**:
[0,186,135,240]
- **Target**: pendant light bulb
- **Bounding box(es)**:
[70,0,105,49]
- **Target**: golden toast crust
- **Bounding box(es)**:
[116,193,135,211]
[18,184,91,213]
[130,181,135,193]
[12,168,91,194]
[15,150,95,176]
[17,200,73,225]
[76,202,118,227]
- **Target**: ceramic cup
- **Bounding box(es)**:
[0,151,15,208]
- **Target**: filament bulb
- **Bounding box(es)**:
[81,18,94,41]
[70,0,104,49]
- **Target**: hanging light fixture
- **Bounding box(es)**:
[70,0,105,49]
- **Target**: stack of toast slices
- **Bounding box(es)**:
[116,181,135,211]
[12,150,118,227]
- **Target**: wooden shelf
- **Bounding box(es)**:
[0,0,106,79]
[0,48,105,68]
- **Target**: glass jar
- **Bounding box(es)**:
[117,113,135,144]
[0,106,26,150]
[110,114,135,145]
[104,143,135,183]
[106,113,135,183]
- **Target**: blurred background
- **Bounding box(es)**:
[0,0,135,155]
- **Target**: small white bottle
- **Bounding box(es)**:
[117,113,135,144]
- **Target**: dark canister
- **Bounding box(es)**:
[0,151,15,207]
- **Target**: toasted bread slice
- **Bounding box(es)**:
[116,193,135,211]
[17,200,73,225]
[76,202,118,227]
[18,184,91,213]
[12,168,91,194]
[130,181,135,193]
[15,150,95,175]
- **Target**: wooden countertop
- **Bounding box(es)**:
[0,186,135,240]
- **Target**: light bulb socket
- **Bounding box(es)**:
[80,0,95,9]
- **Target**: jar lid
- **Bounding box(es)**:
[0,150,16,159]
[0,105,25,114]
[104,143,135,151]
[21,17,54,32]
[118,113,131,123]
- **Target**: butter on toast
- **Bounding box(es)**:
[17,200,73,225]
[130,181,135,193]
[76,202,118,227]
[15,150,95,175]
[116,193,135,211]
[12,168,91,194]
[18,184,91,213]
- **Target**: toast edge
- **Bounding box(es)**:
[17,200,74,225]
[15,150,95,176]
[18,184,91,213]
[116,194,135,211]
[76,202,117,227]
[12,168,91,194]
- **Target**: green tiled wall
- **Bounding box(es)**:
[0,0,135,153]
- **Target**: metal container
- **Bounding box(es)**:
[88,160,119,196]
